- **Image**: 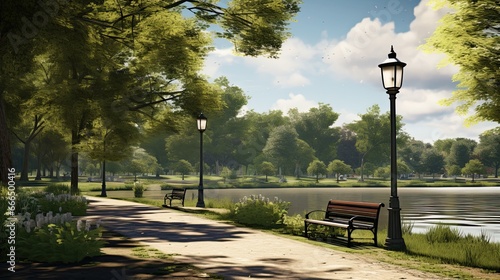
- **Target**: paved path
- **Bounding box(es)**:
[85,196,445,280]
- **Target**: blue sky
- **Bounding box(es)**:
[203,0,497,144]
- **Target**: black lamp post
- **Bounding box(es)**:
[378,46,406,251]
[196,113,207,208]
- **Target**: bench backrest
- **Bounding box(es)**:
[170,188,186,198]
[325,200,384,224]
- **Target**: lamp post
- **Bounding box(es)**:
[378,46,406,251]
[196,113,207,208]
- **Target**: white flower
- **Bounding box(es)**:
[77,219,83,231]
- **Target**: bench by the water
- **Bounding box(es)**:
[304,200,384,247]
[162,188,186,207]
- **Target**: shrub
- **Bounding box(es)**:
[16,217,104,263]
[44,184,70,195]
[282,214,304,235]
[230,194,290,227]
[38,193,88,216]
[133,182,145,198]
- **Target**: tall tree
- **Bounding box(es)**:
[446,138,476,168]
[474,128,500,177]
[290,104,340,163]
[423,0,500,123]
[262,125,298,175]
[347,105,407,181]
[336,127,361,170]
[421,148,445,178]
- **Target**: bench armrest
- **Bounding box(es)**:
[305,210,326,219]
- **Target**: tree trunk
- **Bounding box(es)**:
[0,97,12,185]
[71,129,80,194]
[101,160,107,197]
[20,142,31,181]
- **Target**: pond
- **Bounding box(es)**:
[107,186,500,243]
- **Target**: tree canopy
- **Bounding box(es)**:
[423,0,500,123]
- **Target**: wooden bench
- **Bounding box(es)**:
[162,188,186,207]
[304,200,384,247]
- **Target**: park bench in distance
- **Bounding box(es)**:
[162,188,187,207]
[304,200,384,247]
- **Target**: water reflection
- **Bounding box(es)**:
[105,186,500,242]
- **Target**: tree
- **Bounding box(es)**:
[293,139,316,179]
[336,127,361,169]
[474,128,500,177]
[347,105,407,181]
[462,159,485,183]
[124,148,159,181]
[10,115,45,181]
[220,166,233,183]
[421,148,445,178]
[327,160,352,183]
[446,165,462,178]
[423,0,500,123]
[398,139,427,176]
[262,125,298,175]
[259,161,276,182]
[446,139,476,168]
[290,104,340,163]
[0,0,301,187]
[175,160,194,181]
[307,160,327,183]
[374,166,390,179]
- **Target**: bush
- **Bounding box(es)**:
[38,193,88,216]
[282,214,304,235]
[44,184,70,195]
[229,194,289,227]
[133,182,145,198]
[17,217,104,263]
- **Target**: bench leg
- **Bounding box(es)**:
[347,228,352,247]
[304,221,309,238]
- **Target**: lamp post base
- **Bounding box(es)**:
[196,185,205,208]
[385,197,406,251]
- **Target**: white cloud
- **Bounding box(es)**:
[241,38,321,88]
[271,93,318,114]
[322,0,456,90]
[203,47,236,78]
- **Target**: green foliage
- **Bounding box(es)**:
[229,194,290,227]
[259,161,276,182]
[263,125,299,174]
[461,159,485,182]
[133,182,145,198]
[282,214,305,236]
[425,224,462,243]
[446,164,462,177]
[327,159,352,182]
[38,193,88,216]
[423,0,500,123]
[290,104,340,163]
[44,184,70,195]
[307,160,327,182]
[374,166,390,179]
[17,222,104,263]
[175,159,194,180]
